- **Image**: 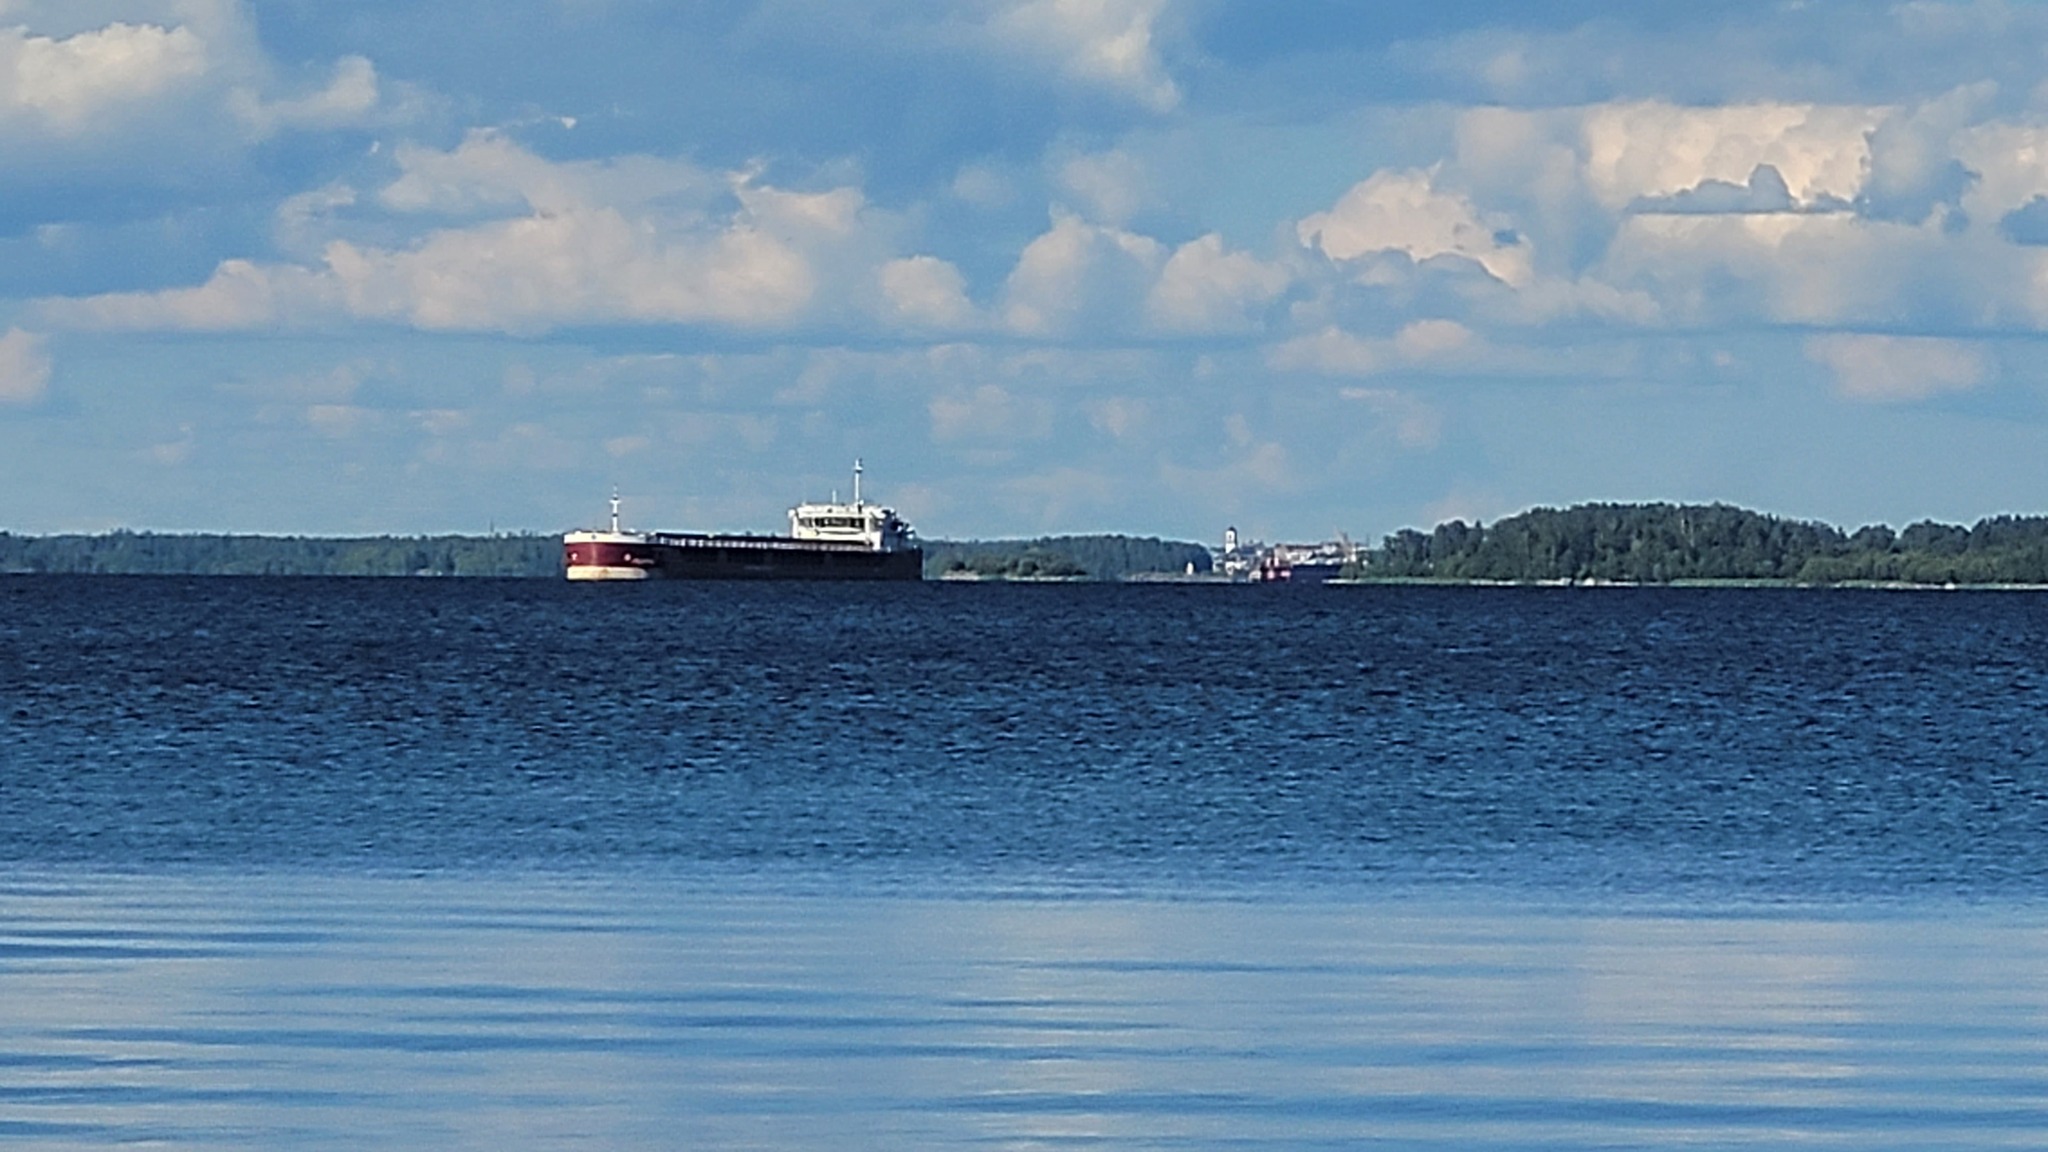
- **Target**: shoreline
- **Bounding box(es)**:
[9,570,2048,590]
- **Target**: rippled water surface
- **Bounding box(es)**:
[3,577,2047,1147]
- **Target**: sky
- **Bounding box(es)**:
[4,0,2048,543]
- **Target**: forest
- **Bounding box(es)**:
[11,507,2048,584]
[922,535,1213,580]
[1362,504,2048,584]
[0,530,1213,581]
[0,531,561,577]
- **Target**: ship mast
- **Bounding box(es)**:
[609,489,621,534]
[852,458,863,507]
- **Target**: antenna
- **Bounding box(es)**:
[609,489,621,534]
[852,458,863,506]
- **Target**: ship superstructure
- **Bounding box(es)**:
[563,461,923,581]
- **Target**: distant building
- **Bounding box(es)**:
[1217,527,1260,580]
[1214,528,1358,583]
[1255,540,1354,583]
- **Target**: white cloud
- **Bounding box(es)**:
[1268,320,1476,377]
[1958,121,2048,220]
[1861,82,1992,222]
[231,53,379,137]
[1393,317,1475,360]
[1298,168,1532,287]
[1057,148,1151,223]
[1423,94,2048,332]
[274,182,358,256]
[0,20,206,133]
[306,403,372,438]
[0,6,387,152]
[38,137,893,336]
[993,0,1179,112]
[950,162,1016,209]
[1805,333,1991,403]
[380,129,713,217]
[1001,211,1163,335]
[1144,233,1289,334]
[41,258,341,330]
[321,203,817,333]
[879,255,978,330]
[1580,102,1881,211]
[0,327,50,404]
[1086,395,1147,439]
[1597,211,1999,327]
[44,204,819,335]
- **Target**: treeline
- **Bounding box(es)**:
[1366,504,2048,584]
[925,535,1212,581]
[2,529,1211,582]
[0,531,561,577]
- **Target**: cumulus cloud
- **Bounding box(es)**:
[274,182,358,256]
[1957,121,2048,225]
[1057,147,1152,223]
[1597,211,2001,327]
[319,203,819,333]
[1631,164,1802,215]
[1298,168,1532,287]
[993,0,1180,112]
[1001,211,1163,335]
[1861,82,1991,224]
[0,6,389,153]
[38,136,892,336]
[950,162,1016,209]
[41,258,341,330]
[380,129,714,217]
[1411,93,2048,330]
[1805,333,1991,403]
[0,20,207,134]
[230,54,379,137]
[1998,196,2048,245]
[0,327,50,404]
[879,255,977,329]
[1268,320,1476,377]
[1144,234,1289,334]
[1580,102,1881,212]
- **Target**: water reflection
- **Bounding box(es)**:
[3,873,2046,1149]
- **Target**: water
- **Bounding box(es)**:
[2,577,2047,1147]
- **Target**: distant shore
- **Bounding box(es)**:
[8,500,2048,585]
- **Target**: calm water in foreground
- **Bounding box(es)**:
[2,577,2046,1148]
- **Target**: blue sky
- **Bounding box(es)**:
[4,1,2048,542]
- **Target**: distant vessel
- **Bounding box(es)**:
[563,461,923,581]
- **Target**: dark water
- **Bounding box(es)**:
[4,577,2046,894]
[3,578,2047,1147]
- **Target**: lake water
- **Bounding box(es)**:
[2,577,2046,1147]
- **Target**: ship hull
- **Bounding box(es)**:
[1257,560,1347,584]
[565,533,922,581]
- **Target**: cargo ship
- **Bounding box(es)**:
[562,462,923,581]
